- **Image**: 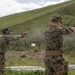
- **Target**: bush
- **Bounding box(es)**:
[6,69,44,75]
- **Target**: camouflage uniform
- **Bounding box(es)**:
[0,28,25,75]
[44,24,73,75]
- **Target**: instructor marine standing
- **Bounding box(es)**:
[44,16,75,75]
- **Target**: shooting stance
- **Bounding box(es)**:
[0,27,27,75]
[44,16,75,75]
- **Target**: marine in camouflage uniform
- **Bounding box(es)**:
[0,27,26,75]
[44,17,75,75]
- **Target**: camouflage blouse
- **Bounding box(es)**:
[44,25,73,51]
[0,35,21,53]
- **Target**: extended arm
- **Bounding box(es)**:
[0,32,27,41]
[59,27,75,34]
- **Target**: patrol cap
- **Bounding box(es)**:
[51,16,62,24]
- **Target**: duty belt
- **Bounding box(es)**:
[45,50,62,57]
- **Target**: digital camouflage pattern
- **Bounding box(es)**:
[0,34,23,75]
[44,24,73,75]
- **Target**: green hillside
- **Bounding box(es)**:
[0,0,75,54]
[0,0,75,30]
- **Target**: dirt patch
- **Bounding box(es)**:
[5,50,45,66]
[6,50,45,59]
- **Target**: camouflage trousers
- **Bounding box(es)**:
[45,56,68,75]
[0,53,6,75]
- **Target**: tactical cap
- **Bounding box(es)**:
[2,27,10,35]
[51,16,62,24]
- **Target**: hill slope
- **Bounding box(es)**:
[0,0,75,54]
[0,0,75,30]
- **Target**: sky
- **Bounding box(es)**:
[16,0,67,3]
[0,0,70,17]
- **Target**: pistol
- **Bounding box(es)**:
[21,32,27,38]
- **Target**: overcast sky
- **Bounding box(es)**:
[0,0,70,17]
[16,0,66,3]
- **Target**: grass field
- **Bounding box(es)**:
[6,69,75,75]
[5,51,75,67]
[5,51,75,75]
[5,51,45,67]
[0,0,75,30]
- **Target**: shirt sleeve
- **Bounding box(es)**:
[10,35,21,40]
[0,35,22,41]
[59,27,73,35]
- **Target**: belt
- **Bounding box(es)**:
[45,50,62,57]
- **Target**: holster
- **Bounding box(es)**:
[54,62,68,75]
[61,62,68,74]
